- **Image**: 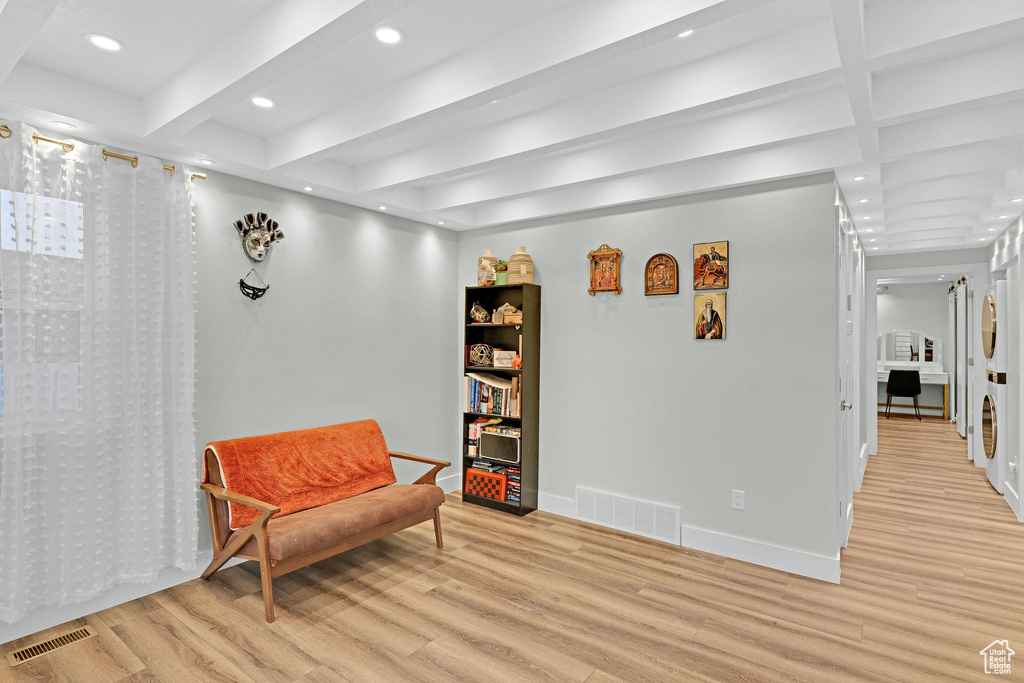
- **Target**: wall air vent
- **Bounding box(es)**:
[5,626,96,666]
[575,487,680,544]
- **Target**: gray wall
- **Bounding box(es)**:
[194,172,460,551]
[457,175,840,558]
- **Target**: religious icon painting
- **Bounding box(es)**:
[693,240,728,290]
[644,253,678,296]
[694,292,726,340]
[588,244,622,295]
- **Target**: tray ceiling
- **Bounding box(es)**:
[1,0,1023,253]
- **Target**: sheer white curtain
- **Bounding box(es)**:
[0,122,197,623]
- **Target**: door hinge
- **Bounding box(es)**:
[968,425,974,435]
[968,358,974,367]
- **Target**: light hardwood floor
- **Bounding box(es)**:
[3,416,1023,681]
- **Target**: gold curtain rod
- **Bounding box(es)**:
[34,133,74,153]
[102,149,179,177]
[0,125,200,180]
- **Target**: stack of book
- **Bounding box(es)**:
[463,372,521,417]
[504,466,521,503]
[470,460,505,473]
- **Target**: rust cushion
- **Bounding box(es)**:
[227,484,445,561]
[204,420,397,530]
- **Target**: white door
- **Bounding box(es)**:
[836,212,857,547]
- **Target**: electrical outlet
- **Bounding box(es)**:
[731,489,744,510]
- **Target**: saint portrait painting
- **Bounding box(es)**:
[644,253,678,296]
[694,292,726,340]
[693,240,728,290]
[588,244,622,295]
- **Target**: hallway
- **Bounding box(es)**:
[842,415,1024,676]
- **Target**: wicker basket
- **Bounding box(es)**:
[507,246,534,285]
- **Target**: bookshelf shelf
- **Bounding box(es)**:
[462,283,540,516]
[466,366,522,374]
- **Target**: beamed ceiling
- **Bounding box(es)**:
[1,0,1023,253]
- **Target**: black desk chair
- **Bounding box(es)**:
[885,369,922,420]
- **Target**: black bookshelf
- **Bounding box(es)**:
[462,284,540,516]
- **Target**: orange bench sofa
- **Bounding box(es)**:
[199,419,449,622]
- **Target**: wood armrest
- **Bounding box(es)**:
[389,451,451,486]
[200,483,281,516]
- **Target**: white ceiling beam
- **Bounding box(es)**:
[420,87,854,211]
[827,0,878,164]
[880,140,1024,187]
[886,198,989,222]
[887,216,982,233]
[873,40,1024,121]
[266,0,784,170]
[469,132,860,227]
[1,63,142,133]
[878,100,1024,158]
[864,0,1024,61]
[355,21,842,193]
[0,0,60,85]
[142,0,421,139]
[885,228,974,242]
[883,173,1004,207]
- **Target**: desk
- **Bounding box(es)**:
[877,364,949,418]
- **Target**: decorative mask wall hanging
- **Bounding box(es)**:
[239,269,269,300]
[234,212,284,262]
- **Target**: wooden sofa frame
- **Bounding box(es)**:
[200,450,450,622]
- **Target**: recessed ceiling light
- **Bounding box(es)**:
[858,198,870,204]
[379,206,387,211]
[853,175,867,181]
[251,96,275,108]
[979,238,987,241]
[303,186,313,192]
[989,228,997,231]
[998,215,1008,219]
[1012,198,1023,203]
[375,26,403,44]
[872,247,879,250]
[864,229,874,233]
[490,99,500,105]
[86,33,124,52]
[869,239,876,242]
[197,159,215,166]
[50,121,76,130]
[677,29,695,38]
[437,221,445,225]
[862,216,873,220]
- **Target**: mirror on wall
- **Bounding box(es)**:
[982,294,996,359]
[982,394,997,460]
[877,329,943,368]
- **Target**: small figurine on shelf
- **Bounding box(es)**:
[470,301,490,323]
[511,355,522,369]
[495,260,508,285]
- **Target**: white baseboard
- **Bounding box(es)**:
[437,472,461,494]
[538,491,840,583]
[0,552,247,645]
[680,526,840,583]
[538,491,575,518]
